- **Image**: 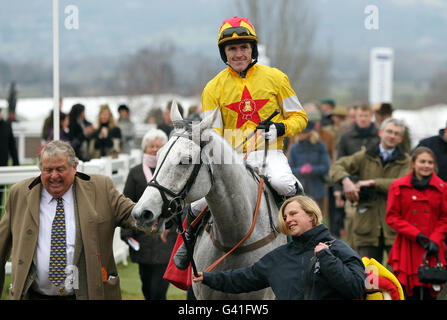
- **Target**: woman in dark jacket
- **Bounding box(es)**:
[386,146,447,300]
[289,120,330,210]
[68,103,95,161]
[120,128,177,300]
[89,104,122,158]
[193,195,366,300]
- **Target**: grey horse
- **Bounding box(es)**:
[131,102,287,299]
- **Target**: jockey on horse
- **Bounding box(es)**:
[173,16,308,270]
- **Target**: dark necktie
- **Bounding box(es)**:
[48,198,67,287]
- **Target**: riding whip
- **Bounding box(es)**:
[235,109,280,152]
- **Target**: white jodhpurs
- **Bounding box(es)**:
[245,149,301,196]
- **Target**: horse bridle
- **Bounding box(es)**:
[146,127,211,222]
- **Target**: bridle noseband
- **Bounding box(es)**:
[146,128,211,222]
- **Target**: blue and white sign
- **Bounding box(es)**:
[369,47,394,105]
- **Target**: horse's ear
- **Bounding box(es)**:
[170,100,183,122]
[200,107,220,132]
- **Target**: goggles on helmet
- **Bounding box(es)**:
[218,26,256,45]
[217,16,259,66]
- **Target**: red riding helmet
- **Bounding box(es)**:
[217,16,258,63]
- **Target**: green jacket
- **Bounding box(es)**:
[329,144,411,247]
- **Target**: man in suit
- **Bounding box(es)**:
[0,140,135,299]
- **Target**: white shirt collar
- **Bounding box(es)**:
[379,143,395,157]
[41,185,74,206]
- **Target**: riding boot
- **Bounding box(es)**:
[276,182,305,208]
[293,181,305,196]
[173,207,199,270]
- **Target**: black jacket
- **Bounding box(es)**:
[120,164,176,265]
[91,125,122,157]
[0,119,19,166]
[337,123,379,159]
[416,128,447,181]
[202,224,366,300]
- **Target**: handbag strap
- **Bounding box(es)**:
[304,239,336,299]
[422,250,442,266]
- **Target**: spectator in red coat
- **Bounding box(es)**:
[386,146,447,300]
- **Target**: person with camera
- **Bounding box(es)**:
[386,146,447,300]
[329,118,411,263]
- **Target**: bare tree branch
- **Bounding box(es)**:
[231,0,331,102]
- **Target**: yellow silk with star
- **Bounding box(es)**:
[201,64,308,152]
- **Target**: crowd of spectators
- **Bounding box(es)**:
[2,96,446,300]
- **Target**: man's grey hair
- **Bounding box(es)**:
[141,128,168,151]
[380,117,405,136]
[39,140,79,169]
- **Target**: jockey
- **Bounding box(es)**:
[173,16,308,270]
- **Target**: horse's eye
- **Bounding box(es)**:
[179,155,193,165]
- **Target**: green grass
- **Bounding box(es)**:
[118,258,187,300]
[1,258,187,300]
[1,273,11,300]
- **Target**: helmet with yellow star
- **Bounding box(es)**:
[217,16,258,63]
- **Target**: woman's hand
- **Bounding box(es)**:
[314,242,329,254]
[334,190,345,207]
[99,126,109,139]
[160,229,170,243]
[300,163,313,175]
[193,272,204,282]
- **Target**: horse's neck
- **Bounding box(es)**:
[204,131,262,239]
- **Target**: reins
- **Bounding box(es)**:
[205,176,265,273]
[190,111,280,273]
[190,129,268,273]
[153,111,280,275]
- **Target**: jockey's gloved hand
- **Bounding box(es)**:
[257,121,285,141]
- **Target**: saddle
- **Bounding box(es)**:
[244,163,285,208]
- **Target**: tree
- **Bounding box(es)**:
[118,42,177,96]
[425,69,447,106]
[232,0,332,102]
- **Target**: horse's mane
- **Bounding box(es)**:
[171,119,259,175]
[172,119,195,132]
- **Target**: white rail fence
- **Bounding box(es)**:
[1,150,143,275]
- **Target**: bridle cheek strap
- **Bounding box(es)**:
[146,134,210,220]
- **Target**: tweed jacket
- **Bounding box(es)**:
[0,172,135,300]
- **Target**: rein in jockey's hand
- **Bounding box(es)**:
[257,121,286,141]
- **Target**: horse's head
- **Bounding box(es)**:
[131,101,218,232]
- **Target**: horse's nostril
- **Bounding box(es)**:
[142,210,154,222]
